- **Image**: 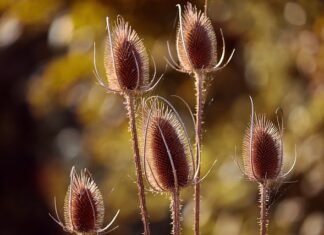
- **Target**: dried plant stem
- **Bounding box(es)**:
[259,183,269,235]
[171,189,181,235]
[193,72,205,235]
[125,94,151,235]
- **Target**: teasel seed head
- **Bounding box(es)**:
[142,97,195,192]
[243,114,283,183]
[166,3,235,75]
[63,168,104,233]
[49,167,120,234]
[104,17,149,94]
[176,3,216,71]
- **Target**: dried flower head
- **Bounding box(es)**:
[104,17,149,93]
[49,167,119,235]
[94,17,163,96]
[240,97,295,185]
[142,97,197,192]
[243,115,283,183]
[176,3,216,71]
[240,98,297,235]
[166,3,235,74]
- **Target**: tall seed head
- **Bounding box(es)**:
[143,102,192,192]
[176,3,217,71]
[104,17,149,93]
[64,168,104,234]
[243,115,283,183]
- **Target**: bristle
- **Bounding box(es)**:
[104,18,149,93]
[176,3,216,71]
[64,169,104,233]
[144,104,191,192]
[243,115,282,182]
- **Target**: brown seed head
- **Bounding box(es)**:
[64,168,104,234]
[243,115,282,182]
[176,3,217,71]
[143,102,192,192]
[104,17,149,93]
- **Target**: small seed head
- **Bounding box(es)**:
[104,17,149,94]
[243,115,283,183]
[143,101,192,192]
[176,3,217,71]
[64,168,104,234]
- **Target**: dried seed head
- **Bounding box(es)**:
[243,115,282,183]
[49,167,119,234]
[104,17,149,93]
[63,168,104,234]
[176,3,216,71]
[143,101,192,192]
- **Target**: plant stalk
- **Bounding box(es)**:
[125,94,151,235]
[259,183,268,235]
[193,71,205,235]
[171,188,181,235]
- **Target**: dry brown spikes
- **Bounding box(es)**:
[240,97,296,235]
[166,3,235,75]
[241,97,297,184]
[92,15,168,235]
[141,96,204,235]
[166,3,236,234]
[93,17,164,96]
[142,96,197,193]
[49,166,119,235]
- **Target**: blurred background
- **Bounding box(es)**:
[0,0,323,234]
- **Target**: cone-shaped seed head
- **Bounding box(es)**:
[243,115,282,182]
[144,104,191,192]
[64,169,104,234]
[104,18,149,93]
[176,3,217,71]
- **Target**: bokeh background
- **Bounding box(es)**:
[0,0,323,234]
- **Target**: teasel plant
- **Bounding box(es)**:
[240,97,296,235]
[49,166,120,234]
[141,96,200,235]
[93,16,164,235]
[166,1,235,234]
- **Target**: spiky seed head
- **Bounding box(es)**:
[176,3,217,71]
[243,115,282,183]
[64,168,104,234]
[104,17,149,93]
[143,102,192,192]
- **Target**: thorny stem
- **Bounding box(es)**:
[259,183,269,235]
[171,189,181,235]
[125,94,151,235]
[193,71,205,235]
